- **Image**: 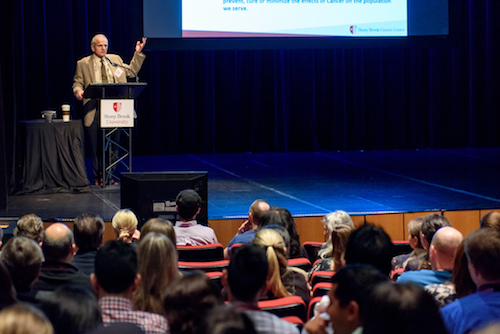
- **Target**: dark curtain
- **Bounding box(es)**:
[1,0,500,193]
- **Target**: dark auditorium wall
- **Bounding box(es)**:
[1,0,500,192]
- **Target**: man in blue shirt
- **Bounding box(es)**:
[441,227,500,334]
[223,199,270,259]
[397,226,463,287]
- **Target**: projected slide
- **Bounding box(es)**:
[182,0,407,37]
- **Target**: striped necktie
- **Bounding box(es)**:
[101,58,108,83]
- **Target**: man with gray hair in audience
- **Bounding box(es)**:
[14,213,45,245]
[1,236,44,302]
[31,223,90,300]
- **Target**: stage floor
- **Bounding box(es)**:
[3,148,500,221]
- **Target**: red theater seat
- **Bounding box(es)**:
[177,243,224,262]
[178,260,229,273]
[258,296,307,322]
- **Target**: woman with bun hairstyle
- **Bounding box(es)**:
[111,209,140,244]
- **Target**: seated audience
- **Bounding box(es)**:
[163,271,222,334]
[363,282,447,334]
[224,199,270,259]
[174,189,218,246]
[252,228,310,305]
[41,284,102,334]
[1,236,44,302]
[304,264,389,334]
[0,303,53,334]
[133,232,180,316]
[140,218,176,246]
[0,261,17,311]
[112,209,141,244]
[344,223,393,276]
[441,228,500,334]
[391,217,426,278]
[31,223,90,300]
[450,240,476,300]
[318,210,355,259]
[14,213,44,245]
[313,211,354,272]
[91,240,168,334]
[411,214,451,270]
[72,212,105,276]
[480,210,500,231]
[223,244,300,334]
[259,207,308,259]
[397,226,463,287]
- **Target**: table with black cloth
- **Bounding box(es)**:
[21,119,91,193]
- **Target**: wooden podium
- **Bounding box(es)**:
[83,83,147,187]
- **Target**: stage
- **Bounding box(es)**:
[3,148,500,222]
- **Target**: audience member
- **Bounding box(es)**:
[41,284,102,334]
[480,210,500,231]
[451,240,476,299]
[174,189,218,246]
[344,223,393,276]
[224,199,270,259]
[133,232,180,316]
[163,271,222,334]
[204,305,257,334]
[31,223,90,300]
[223,244,300,334]
[415,214,452,270]
[0,303,53,334]
[1,236,44,302]
[252,228,310,305]
[0,261,17,311]
[140,218,176,246]
[91,240,168,334]
[441,228,500,334]
[259,207,308,259]
[112,209,140,244]
[391,217,426,278]
[14,213,44,244]
[363,282,447,334]
[313,215,354,272]
[304,264,389,334]
[72,212,105,276]
[318,210,355,259]
[397,226,463,287]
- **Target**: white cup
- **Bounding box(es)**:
[61,104,71,122]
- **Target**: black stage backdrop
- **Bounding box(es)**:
[1,0,500,193]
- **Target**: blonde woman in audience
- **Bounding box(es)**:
[111,209,140,244]
[317,210,355,260]
[252,228,310,305]
[139,218,176,247]
[133,232,180,316]
[0,303,53,334]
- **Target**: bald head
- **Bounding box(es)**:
[42,223,75,263]
[249,200,270,227]
[430,226,463,270]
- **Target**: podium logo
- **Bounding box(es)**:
[113,102,122,112]
[350,25,357,34]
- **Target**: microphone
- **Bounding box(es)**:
[104,55,139,82]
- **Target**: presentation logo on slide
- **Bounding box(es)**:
[350,26,357,34]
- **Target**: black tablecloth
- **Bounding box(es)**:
[21,119,91,193]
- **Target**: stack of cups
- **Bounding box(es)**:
[62,104,71,122]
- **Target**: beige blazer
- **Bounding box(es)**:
[72,52,146,127]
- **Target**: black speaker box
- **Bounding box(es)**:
[120,172,208,226]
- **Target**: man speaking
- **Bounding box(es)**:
[72,34,146,186]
